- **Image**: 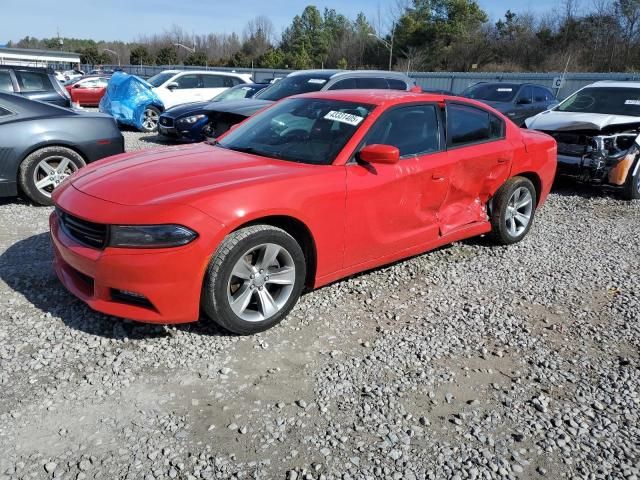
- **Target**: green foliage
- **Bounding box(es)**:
[184,51,209,66]
[257,48,287,68]
[130,45,154,65]
[156,46,178,66]
[337,57,348,69]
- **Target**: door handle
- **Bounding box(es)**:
[497,158,508,164]
[432,173,446,181]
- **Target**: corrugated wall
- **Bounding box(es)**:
[88,65,640,99]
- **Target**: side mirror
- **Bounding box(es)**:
[167,82,179,91]
[358,144,400,165]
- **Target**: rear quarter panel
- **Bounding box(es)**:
[513,129,557,205]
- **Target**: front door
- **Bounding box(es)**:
[344,103,450,267]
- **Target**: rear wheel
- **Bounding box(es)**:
[489,176,537,245]
[19,146,85,206]
[202,225,306,335]
[140,106,161,132]
[622,163,640,200]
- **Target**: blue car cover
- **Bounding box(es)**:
[99,72,163,130]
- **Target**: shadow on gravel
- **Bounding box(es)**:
[0,233,230,340]
[550,177,627,200]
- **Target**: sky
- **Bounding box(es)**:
[3,0,563,44]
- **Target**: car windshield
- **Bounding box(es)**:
[255,75,330,102]
[464,83,519,102]
[556,87,640,116]
[217,98,373,165]
[212,84,265,102]
[147,72,175,88]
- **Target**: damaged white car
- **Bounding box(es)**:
[526,81,640,199]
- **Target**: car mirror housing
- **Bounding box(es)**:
[358,144,400,165]
[167,82,179,91]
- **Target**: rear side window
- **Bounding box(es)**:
[202,75,226,88]
[0,71,13,92]
[363,104,441,157]
[447,103,504,147]
[15,71,53,92]
[516,86,533,104]
[387,79,408,90]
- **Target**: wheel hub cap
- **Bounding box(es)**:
[505,187,533,237]
[34,156,78,197]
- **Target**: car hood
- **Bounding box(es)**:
[203,98,274,117]
[70,143,317,207]
[162,101,210,118]
[525,110,640,131]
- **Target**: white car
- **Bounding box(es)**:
[62,69,84,85]
[526,81,640,199]
[146,70,253,109]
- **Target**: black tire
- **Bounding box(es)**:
[202,225,307,335]
[622,162,640,200]
[489,176,537,245]
[18,146,86,206]
[140,105,161,132]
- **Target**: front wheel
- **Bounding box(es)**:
[489,176,537,245]
[202,225,307,335]
[622,163,640,200]
[140,106,161,132]
[19,146,86,206]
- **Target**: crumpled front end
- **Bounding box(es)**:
[546,128,640,188]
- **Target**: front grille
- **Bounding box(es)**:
[159,116,174,127]
[57,209,108,249]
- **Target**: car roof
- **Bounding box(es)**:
[295,89,442,105]
[590,81,640,88]
[161,69,250,77]
[287,69,412,81]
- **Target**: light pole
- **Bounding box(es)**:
[102,48,120,66]
[173,43,196,54]
[368,22,395,71]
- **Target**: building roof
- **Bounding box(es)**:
[0,47,80,63]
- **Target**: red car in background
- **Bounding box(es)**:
[50,90,557,335]
[65,76,110,106]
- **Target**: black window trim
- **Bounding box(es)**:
[349,101,446,164]
[445,100,506,151]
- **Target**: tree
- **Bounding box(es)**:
[184,51,208,66]
[156,46,178,66]
[282,6,329,68]
[130,45,154,65]
[258,48,286,68]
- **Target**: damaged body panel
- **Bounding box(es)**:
[526,82,640,199]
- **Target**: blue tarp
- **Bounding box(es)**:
[99,72,163,130]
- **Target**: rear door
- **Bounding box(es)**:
[345,103,450,267]
[439,102,513,235]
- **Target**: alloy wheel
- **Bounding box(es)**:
[32,156,79,198]
[226,243,296,322]
[143,108,159,130]
[505,186,533,237]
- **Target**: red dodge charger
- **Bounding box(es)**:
[50,90,557,334]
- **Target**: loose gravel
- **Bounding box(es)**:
[0,130,638,480]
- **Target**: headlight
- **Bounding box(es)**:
[109,225,198,248]
[178,114,207,125]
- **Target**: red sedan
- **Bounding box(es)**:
[50,90,556,334]
[65,76,109,106]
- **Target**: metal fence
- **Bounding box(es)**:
[83,64,640,99]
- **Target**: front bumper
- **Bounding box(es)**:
[49,190,224,324]
[158,117,207,142]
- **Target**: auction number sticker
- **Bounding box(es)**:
[497,88,513,92]
[308,79,327,84]
[625,99,640,105]
[324,111,364,126]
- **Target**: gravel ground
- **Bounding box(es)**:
[0,130,638,480]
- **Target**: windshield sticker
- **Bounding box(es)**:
[308,79,327,84]
[324,111,364,126]
[497,88,513,92]
[624,99,640,105]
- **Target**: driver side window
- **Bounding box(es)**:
[361,105,442,158]
[174,74,200,89]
